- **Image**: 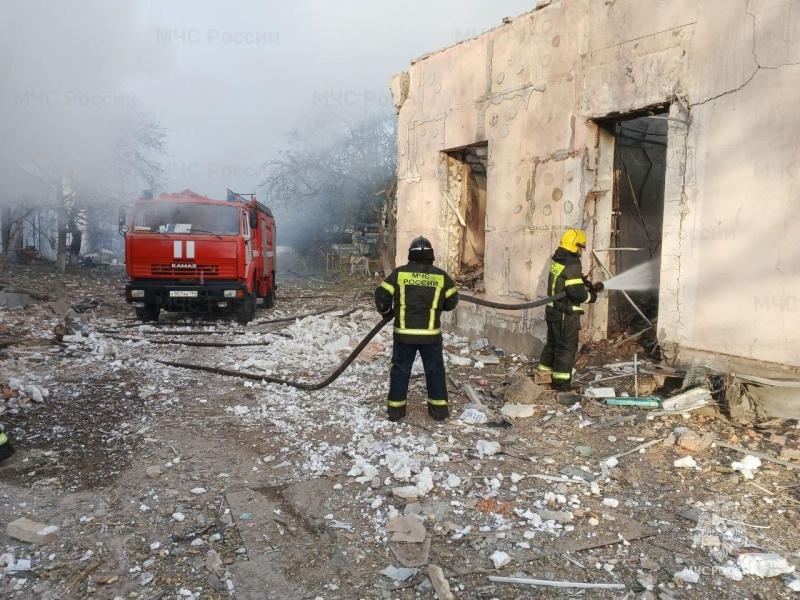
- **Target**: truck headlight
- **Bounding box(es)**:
[223,290,237,298]
[131,290,145,298]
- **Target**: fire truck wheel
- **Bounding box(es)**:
[262,286,275,309]
[234,293,256,324]
[136,304,160,323]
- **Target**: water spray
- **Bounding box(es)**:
[600,259,660,292]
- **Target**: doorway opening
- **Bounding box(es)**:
[442,143,487,291]
[599,112,667,339]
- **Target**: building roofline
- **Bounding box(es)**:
[408,3,557,66]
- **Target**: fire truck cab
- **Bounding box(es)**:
[121,189,276,324]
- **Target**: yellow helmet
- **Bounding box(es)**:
[559,229,587,253]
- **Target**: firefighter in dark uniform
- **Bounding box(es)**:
[375,236,459,421]
[0,428,14,464]
[537,229,604,391]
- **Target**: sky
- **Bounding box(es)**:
[1,0,535,210]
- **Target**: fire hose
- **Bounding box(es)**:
[156,291,566,391]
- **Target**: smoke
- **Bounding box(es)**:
[0,0,170,201]
[0,0,537,212]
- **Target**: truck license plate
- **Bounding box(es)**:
[170,290,197,298]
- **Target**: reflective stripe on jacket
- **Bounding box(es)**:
[545,247,597,319]
[375,261,459,344]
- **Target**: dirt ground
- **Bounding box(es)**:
[0,263,798,600]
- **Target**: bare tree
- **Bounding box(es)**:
[10,110,167,272]
[260,113,398,271]
[0,206,33,272]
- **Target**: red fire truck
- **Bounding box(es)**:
[120,189,276,324]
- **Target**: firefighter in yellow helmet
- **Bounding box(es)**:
[537,229,604,391]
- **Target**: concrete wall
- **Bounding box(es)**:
[391,0,800,374]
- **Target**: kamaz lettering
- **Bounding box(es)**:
[172,263,197,269]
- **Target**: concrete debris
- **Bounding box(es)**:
[379,565,416,581]
[537,509,573,523]
[392,468,434,500]
[717,565,743,581]
[500,403,535,419]
[322,334,351,352]
[731,455,761,479]
[677,431,714,453]
[737,553,796,578]
[470,337,488,350]
[637,569,657,590]
[745,385,800,421]
[449,355,472,367]
[584,387,616,399]
[49,299,79,320]
[347,455,378,483]
[0,291,30,310]
[725,380,762,425]
[385,516,427,543]
[601,456,618,470]
[661,388,713,412]
[674,456,698,469]
[503,375,547,404]
[6,518,59,545]
[473,354,500,365]
[781,448,800,461]
[390,531,431,568]
[476,440,501,457]
[2,270,800,598]
[490,550,511,569]
[674,568,700,585]
[574,445,593,457]
[427,564,455,600]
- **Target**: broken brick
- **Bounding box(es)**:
[677,431,714,453]
[6,518,60,545]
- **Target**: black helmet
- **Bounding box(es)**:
[408,236,435,262]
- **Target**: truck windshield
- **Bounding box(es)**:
[133,202,240,235]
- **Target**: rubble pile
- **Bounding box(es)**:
[0,264,798,598]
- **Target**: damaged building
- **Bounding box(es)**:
[389,0,800,376]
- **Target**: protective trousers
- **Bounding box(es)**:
[538,314,581,387]
[387,339,449,421]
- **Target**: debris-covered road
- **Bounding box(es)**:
[1,264,798,599]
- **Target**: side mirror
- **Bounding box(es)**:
[118,207,127,227]
[249,211,258,229]
[119,224,129,235]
